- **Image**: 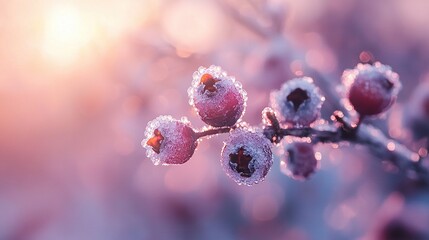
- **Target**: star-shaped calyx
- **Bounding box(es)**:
[287,88,309,111]
[200,73,220,93]
[229,147,254,177]
[146,129,164,154]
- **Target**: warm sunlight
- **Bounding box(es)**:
[42,4,93,66]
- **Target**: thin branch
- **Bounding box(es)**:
[195,127,232,139]
[262,110,428,183]
[191,108,427,184]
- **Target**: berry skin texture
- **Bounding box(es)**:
[188,65,247,127]
[280,142,318,180]
[270,77,324,126]
[142,115,198,165]
[221,128,273,186]
[342,62,401,116]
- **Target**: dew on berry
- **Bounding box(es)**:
[142,115,198,165]
[342,62,401,116]
[188,65,247,127]
[221,127,273,186]
[270,77,324,126]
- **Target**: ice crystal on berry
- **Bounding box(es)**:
[342,62,401,116]
[221,127,273,186]
[142,115,198,165]
[188,65,247,127]
[270,77,324,126]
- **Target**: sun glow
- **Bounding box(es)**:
[42,5,94,66]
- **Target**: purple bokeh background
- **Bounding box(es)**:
[1,0,429,239]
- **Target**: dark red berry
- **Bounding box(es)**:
[344,62,401,116]
[143,116,198,165]
[348,76,393,116]
[189,66,246,127]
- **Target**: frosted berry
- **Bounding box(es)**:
[188,65,247,127]
[342,62,401,116]
[221,128,273,186]
[142,115,198,165]
[280,142,318,180]
[270,77,324,126]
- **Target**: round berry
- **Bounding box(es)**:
[270,77,324,126]
[221,128,273,186]
[188,65,247,127]
[404,80,429,139]
[342,62,401,116]
[142,115,198,165]
[280,142,318,180]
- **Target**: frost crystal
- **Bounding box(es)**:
[142,115,197,165]
[342,62,401,96]
[221,127,273,186]
[270,77,324,126]
[342,62,401,116]
[188,65,247,127]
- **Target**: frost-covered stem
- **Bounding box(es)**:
[195,127,232,139]
[263,111,429,182]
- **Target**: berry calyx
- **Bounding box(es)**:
[270,77,324,126]
[189,66,247,127]
[200,73,219,93]
[142,116,198,165]
[146,129,164,154]
[229,147,254,178]
[287,88,309,111]
[280,141,318,180]
[343,62,401,116]
[221,127,273,186]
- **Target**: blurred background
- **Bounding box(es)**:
[1,0,429,239]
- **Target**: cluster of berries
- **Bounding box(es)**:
[142,63,401,186]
